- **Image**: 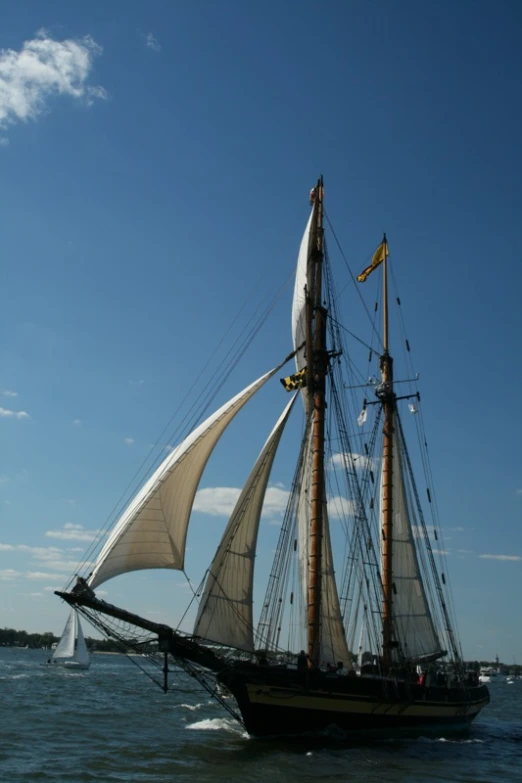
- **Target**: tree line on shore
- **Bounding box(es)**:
[1,626,521,673]
[0,626,123,652]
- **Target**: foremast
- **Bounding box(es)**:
[377,234,395,668]
[306,177,328,666]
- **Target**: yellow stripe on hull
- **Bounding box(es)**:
[245,684,487,720]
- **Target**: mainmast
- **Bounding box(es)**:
[377,234,395,667]
[307,177,327,666]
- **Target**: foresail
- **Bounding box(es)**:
[88,362,288,590]
[193,395,297,650]
[291,207,314,375]
[52,610,76,661]
[384,414,443,660]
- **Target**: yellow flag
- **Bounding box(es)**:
[280,368,307,392]
[357,240,388,283]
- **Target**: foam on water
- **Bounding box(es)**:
[186,717,244,733]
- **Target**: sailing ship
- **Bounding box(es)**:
[49,609,90,670]
[57,179,489,736]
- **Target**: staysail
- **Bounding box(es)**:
[193,395,297,650]
[88,362,288,590]
[383,413,443,660]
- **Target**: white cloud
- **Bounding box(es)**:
[72,419,81,426]
[45,523,100,542]
[144,33,161,52]
[124,437,134,446]
[0,540,93,577]
[129,379,144,386]
[0,29,106,142]
[328,495,358,519]
[263,486,291,517]
[329,452,379,472]
[193,485,290,519]
[3,390,18,397]
[193,487,241,516]
[38,559,88,572]
[194,486,288,517]
[0,569,23,580]
[0,475,9,485]
[479,554,522,562]
[432,549,450,556]
[0,406,30,419]
[26,571,63,580]
[516,489,522,496]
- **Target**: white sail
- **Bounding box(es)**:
[74,614,90,667]
[296,425,313,612]
[319,510,351,668]
[296,426,350,667]
[291,207,314,375]
[51,610,90,668]
[194,396,296,650]
[383,414,443,660]
[52,610,76,661]
[89,363,286,590]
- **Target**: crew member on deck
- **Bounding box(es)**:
[297,650,309,672]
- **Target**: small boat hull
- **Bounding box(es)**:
[218,667,489,738]
[50,661,90,670]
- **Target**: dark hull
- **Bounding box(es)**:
[55,591,489,740]
[218,666,489,738]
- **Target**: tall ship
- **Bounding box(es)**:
[57,180,489,737]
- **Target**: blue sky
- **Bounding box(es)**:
[0,0,520,664]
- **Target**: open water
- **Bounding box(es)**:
[0,648,520,783]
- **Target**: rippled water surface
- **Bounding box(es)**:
[1,648,520,782]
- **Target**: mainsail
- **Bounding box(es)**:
[194,395,297,650]
[383,413,443,660]
[319,512,351,666]
[292,199,350,668]
[88,362,287,590]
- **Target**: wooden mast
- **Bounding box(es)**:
[379,234,395,668]
[307,177,327,666]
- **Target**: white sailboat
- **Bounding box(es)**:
[50,609,90,670]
